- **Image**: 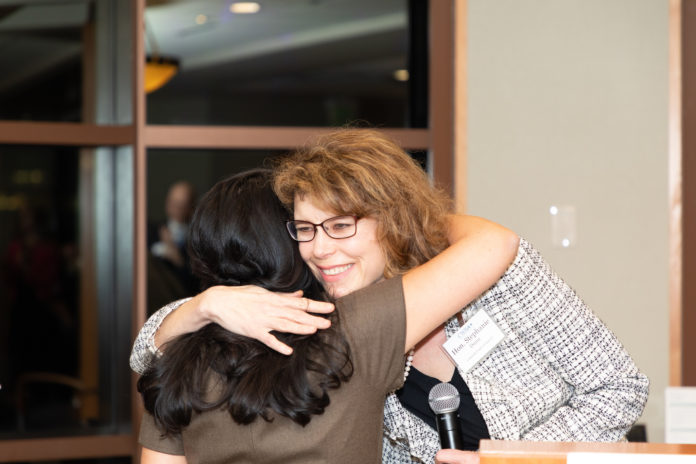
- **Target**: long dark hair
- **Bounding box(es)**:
[137,169,352,435]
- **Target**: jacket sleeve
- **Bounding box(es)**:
[513,240,649,441]
[129,298,191,375]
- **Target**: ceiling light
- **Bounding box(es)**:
[393,69,409,82]
[229,2,260,14]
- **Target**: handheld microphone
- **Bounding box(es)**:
[428,382,464,450]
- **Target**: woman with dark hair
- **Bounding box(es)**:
[137,168,517,463]
[138,169,347,434]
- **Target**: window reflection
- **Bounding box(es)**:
[0,1,92,122]
[0,146,132,438]
[147,148,284,314]
[147,180,199,315]
[145,0,425,127]
[0,147,80,434]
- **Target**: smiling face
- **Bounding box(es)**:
[294,195,387,298]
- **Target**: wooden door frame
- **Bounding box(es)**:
[670,0,696,387]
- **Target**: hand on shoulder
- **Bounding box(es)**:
[155,285,335,355]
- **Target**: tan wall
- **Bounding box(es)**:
[466,0,669,441]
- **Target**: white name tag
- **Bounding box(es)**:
[442,309,505,373]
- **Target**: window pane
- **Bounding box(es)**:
[147,148,283,314]
[0,145,132,439]
[0,0,132,124]
[145,0,426,127]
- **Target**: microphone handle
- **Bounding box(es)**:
[435,411,464,450]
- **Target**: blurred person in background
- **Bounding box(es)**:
[148,180,198,315]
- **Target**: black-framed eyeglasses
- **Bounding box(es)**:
[286,215,359,242]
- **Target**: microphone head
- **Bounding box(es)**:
[428,382,461,414]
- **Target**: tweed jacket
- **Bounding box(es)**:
[130,238,649,464]
[381,238,649,463]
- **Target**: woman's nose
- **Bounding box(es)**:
[310,226,336,257]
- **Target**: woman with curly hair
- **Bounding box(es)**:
[134,129,647,464]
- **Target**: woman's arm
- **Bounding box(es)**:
[141,447,187,464]
[130,299,189,374]
[154,286,335,353]
[402,215,519,352]
[129,287,335,374]
[130,214,518,371]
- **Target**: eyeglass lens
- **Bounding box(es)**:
[288,216,357,241]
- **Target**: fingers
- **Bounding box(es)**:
[273,317,325,334]
[269,307,331,331]
[206,287,335,351]
[273,290,334,314]
[257,332,294,355]
[302,298,335,314]
[254,315,328,356]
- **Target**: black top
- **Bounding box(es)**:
[396,366,490,450]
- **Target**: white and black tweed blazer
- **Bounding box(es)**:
[381,238,649,463]
[130,239,649,464]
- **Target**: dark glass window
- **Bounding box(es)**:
[0,2,91,122]
[0,0,132,125]
[0,145,132,439]
[145,0,427,127]
[147,148,284,314]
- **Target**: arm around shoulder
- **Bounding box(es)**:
[402,215,519,351]
[129,297,192,375]
[129,285,337,375]
[447,215,517,246]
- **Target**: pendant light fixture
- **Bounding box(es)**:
[144,16,179,93]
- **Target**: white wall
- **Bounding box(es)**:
[467,0,669,441]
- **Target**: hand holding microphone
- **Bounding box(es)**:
[428,381,464,450]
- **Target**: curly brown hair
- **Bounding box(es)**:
[273,128,452,279]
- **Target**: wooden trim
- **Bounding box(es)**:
[144,126,429,150]
[132,0,147,461]
[669,0,683,387]
[683,0,696,386]
[80,13,100,422]
[0,121,133,146]
[453,0,467,213]
[0,434,134,462]
[479,440,696,464]
[428,0,455,196]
